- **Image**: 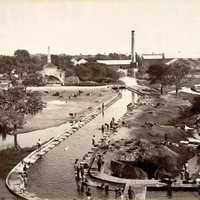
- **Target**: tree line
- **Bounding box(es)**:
[0,49,121,86]
[147,59,191,96]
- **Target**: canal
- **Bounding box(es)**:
[27,88,132,199]
[1,76,200,200]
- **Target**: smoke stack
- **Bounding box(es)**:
[131,30,135,63]
[47,46,51,63]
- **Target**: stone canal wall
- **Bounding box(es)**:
[6,91,122,200]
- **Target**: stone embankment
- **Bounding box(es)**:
[78,91,200,200]
[6,92,122,200]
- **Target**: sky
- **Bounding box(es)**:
[0,0,200,57]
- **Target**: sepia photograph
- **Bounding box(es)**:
[1,0,200,199]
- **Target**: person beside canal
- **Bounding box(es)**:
[92,135,96,146]
[101,124,105,135]
[80,165,84,180]
[74,159,79,169]
[105,184,109,196]
[37,139,41,151]
[102,103,105,113]
[105,123,109,130]
[97,155,102,172]
[76,165,80,181]
[128,186,134,200]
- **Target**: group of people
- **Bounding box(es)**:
[101,117,116,135]
[75,184,135,200]
[18,160,30,193]
[113,186,135,200]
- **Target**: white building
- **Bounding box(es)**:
[42,47,65,85]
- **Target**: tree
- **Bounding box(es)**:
[147,64,170,94]
[0,86,45,149]
[22,72,45,86]
[14,49,30,61]
[168,59,190,96]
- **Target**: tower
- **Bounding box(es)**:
[47,46,51,63]
[131,30,135,63]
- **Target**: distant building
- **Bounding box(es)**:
[41,47,65,85]
[97,60,132,69]
[141,53,166,69]
[71,58,88,66]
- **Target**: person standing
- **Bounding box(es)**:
[80,165,84,180]
[37,139,41,151]
[76,165,80,181]
[102,103,105,113]
[105,185,109,196]
[92,135,96,146]
[97,155,102,172]
[128,186,134,200]
[101,124,105,135]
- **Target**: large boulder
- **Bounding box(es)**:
[110,160,147,179]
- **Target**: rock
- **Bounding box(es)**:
[110,160,147,179]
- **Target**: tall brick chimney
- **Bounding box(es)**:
[131,30,135,63]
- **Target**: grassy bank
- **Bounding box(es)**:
[0,147,35,179]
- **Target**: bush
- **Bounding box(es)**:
[22,72,45,86]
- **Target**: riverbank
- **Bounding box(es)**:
[18,86,115,134]
[76,87,200,200]
[86,86,198,186]
[106,92,195,178]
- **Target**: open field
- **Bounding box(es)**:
[18,86,116,134]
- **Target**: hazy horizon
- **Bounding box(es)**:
[0,0,200,58]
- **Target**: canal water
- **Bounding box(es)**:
[1,76,200,199]
[27,89,132,200]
